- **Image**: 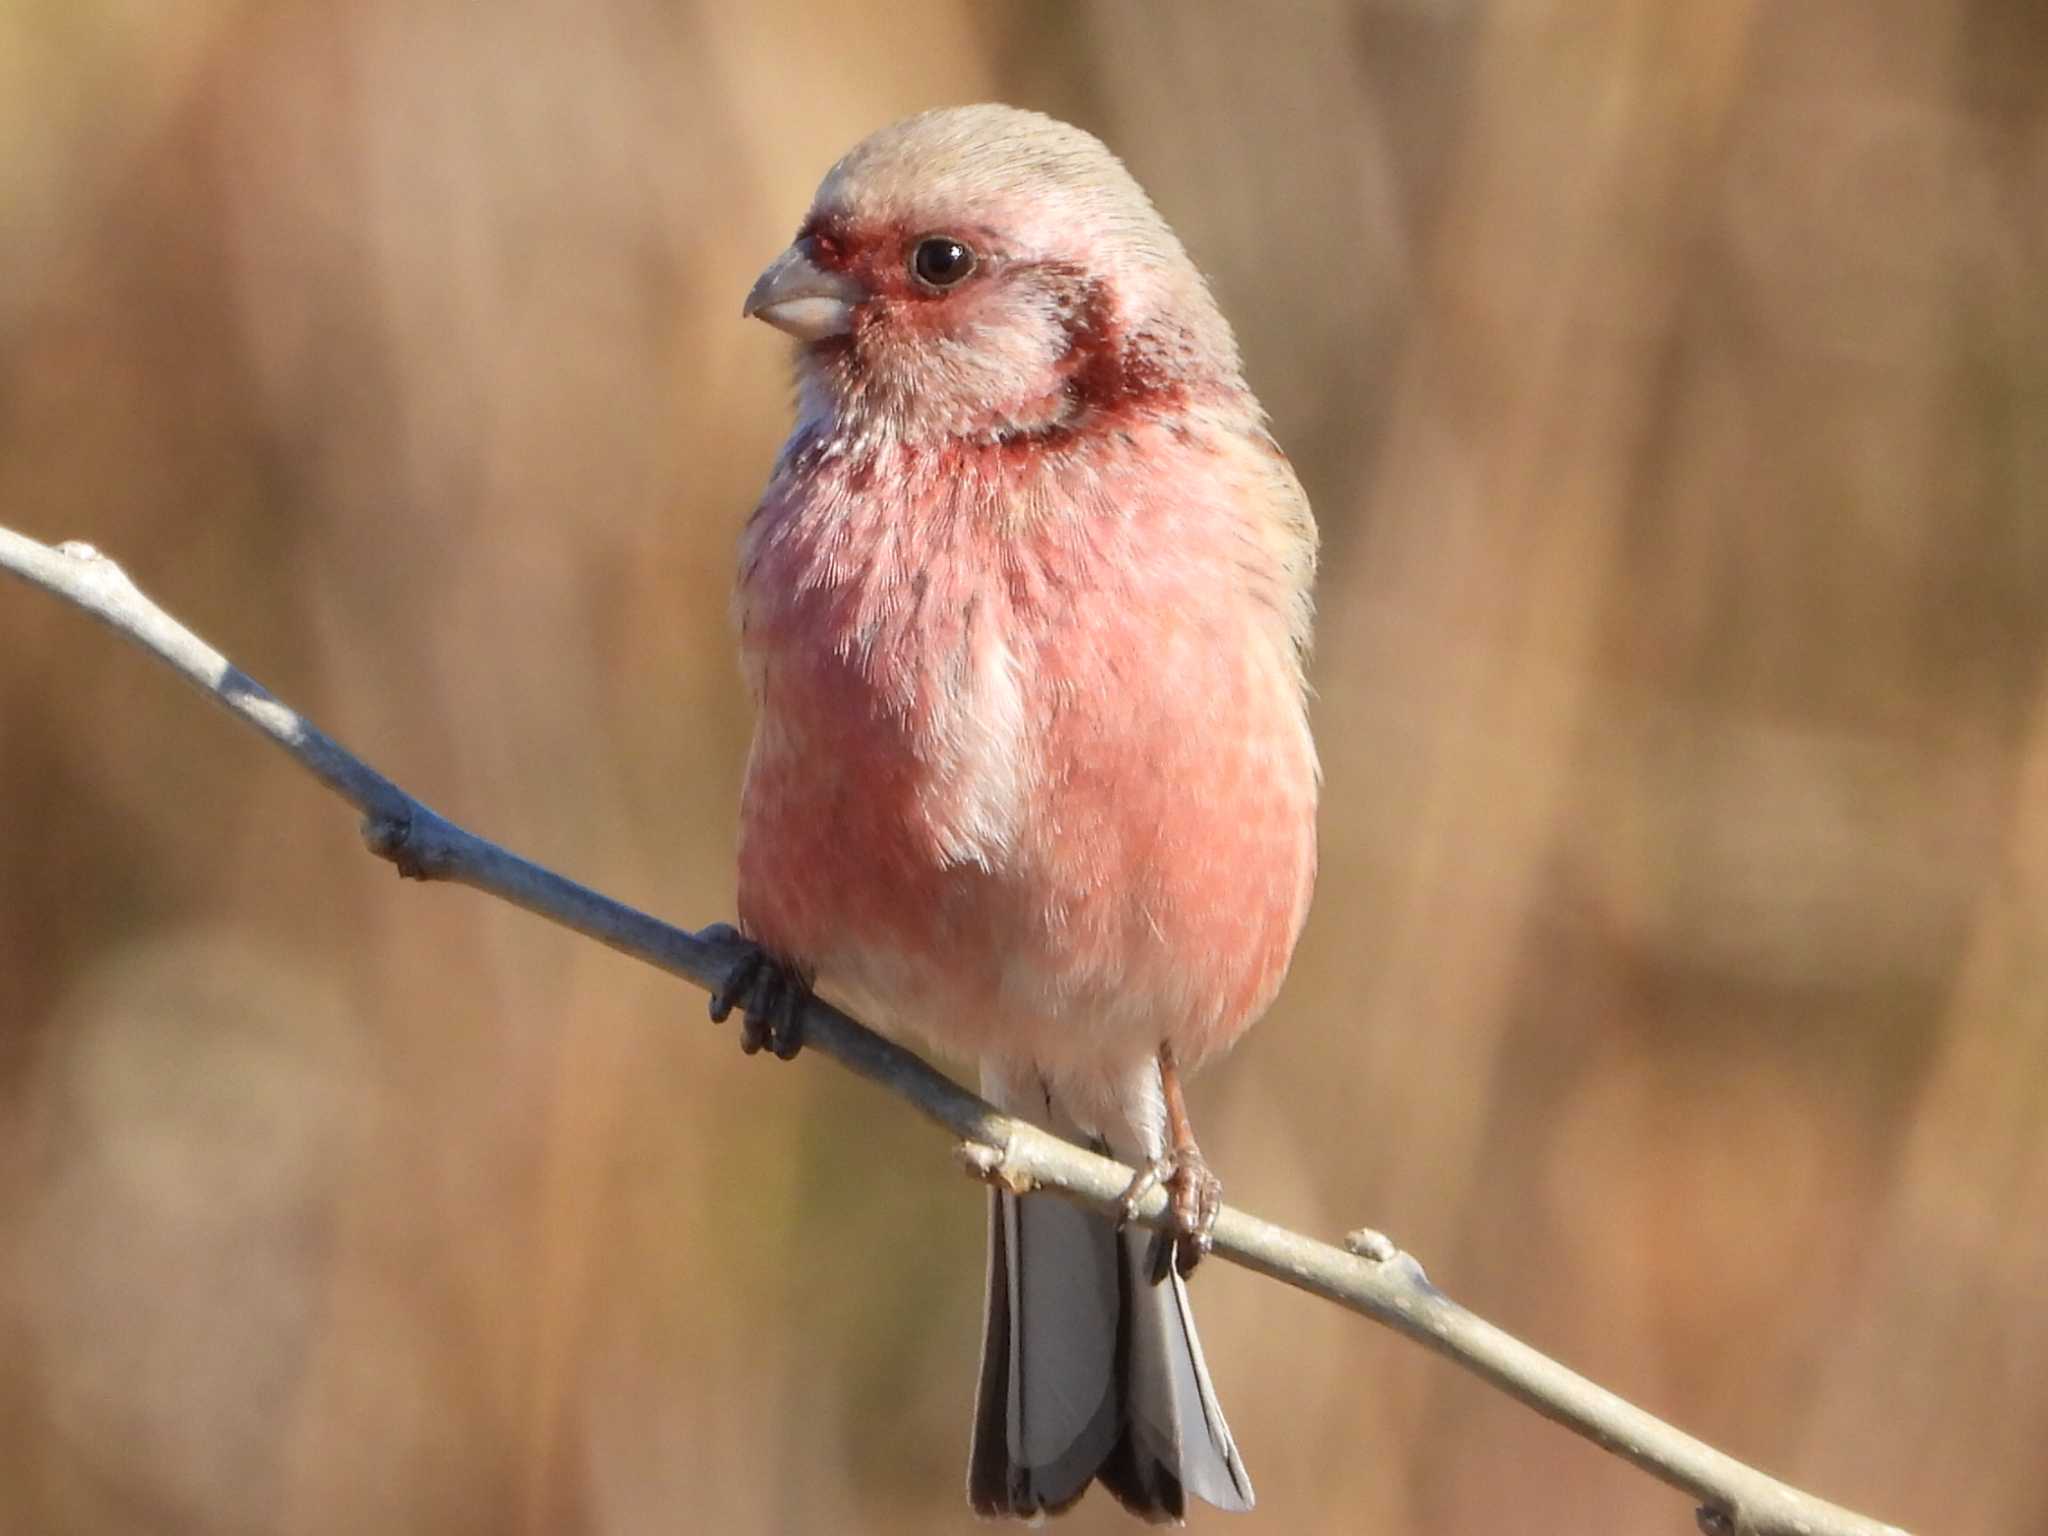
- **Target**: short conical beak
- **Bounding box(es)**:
[743,245,863,342]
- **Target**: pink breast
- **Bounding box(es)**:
[734,428,1317,1076]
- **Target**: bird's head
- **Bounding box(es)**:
[745,104,1246,449]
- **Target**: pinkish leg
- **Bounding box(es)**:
[1159,1044,1222,1276]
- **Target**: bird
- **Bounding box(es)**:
[718,103,1319,1522]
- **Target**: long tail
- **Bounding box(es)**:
[967,1095,1253,1521]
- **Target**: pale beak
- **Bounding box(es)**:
[743,245,863,342]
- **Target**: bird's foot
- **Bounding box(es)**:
[1163,1146,1221,1277]
[702,924,808,1061]
[1155,1042,1222,1277]
[1117,1150,1222,1280]
[1117,1157,1169,1225]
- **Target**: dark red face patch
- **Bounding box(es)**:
[795,212,957,303]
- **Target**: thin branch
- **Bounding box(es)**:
[0,524,1910,1536]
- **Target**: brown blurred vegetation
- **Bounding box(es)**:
[1,2,2044,1533]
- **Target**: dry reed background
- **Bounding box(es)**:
[2,2,2044,1533]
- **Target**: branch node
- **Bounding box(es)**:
[1345,1227,1437,1292]
[1344,1226,1399,1261]
[54,539,140,600]
[361,809,431,879]
[955,1141,1001,1179]
[954,1137,1034,1195]
[1697,1504,1772,1536]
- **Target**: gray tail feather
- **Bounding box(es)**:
[968,1185,1254,1522]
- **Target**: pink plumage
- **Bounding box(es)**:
[733,105,1318,1522]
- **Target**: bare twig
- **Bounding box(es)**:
[0,524,1910,1536]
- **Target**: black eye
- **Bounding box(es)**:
[911,236,976,289]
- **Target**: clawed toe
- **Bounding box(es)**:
[744,963,808,1060]
[1151,1043,1222,1278]
[1118,1152,1221,1281]
[707,946,760,1025]
[702,923,753,1023]
[703,929,809,1061]
[1117,1157,1171,1228]
[1164,1151,1221,1278]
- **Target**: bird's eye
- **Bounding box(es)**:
[911,236,976,290]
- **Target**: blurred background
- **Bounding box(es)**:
[1,2,2043,1532]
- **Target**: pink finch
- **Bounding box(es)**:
[726,104,1318,1521]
